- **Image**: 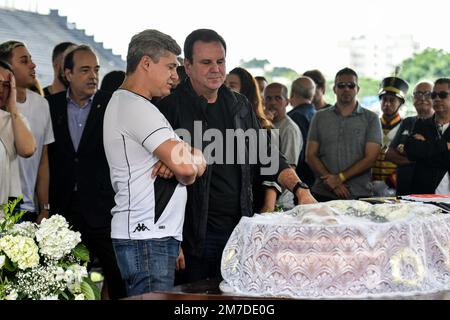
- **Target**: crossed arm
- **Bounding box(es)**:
[152,139,206,185]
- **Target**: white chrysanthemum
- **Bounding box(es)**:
[0,254,5,269]
[0,235,40,270]
[35,215,81,260]
[9,221,38,238]
[65,264,88,293]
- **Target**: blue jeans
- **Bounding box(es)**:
[112,237,180,297]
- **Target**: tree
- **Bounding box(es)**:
[240,58,270,69]
[400,48,450,85]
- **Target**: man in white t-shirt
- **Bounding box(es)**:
[0,41,54,222]
[103,29,206,297]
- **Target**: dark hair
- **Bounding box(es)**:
[176,65,188,83]
[303,69,326,90]
[229,67,272,130]
[184,29,227,63]
[435,78,450,88]
[0,59,13,73]
[100,70,125,93]
[335,67,358,83]
[63,45,96,72]
[255,76,267,82]
[52,42,76,62]
[0,40,25,63]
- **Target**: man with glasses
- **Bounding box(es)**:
[371,76,409,196]
[405,78,450,194]
[386,81,434,195]
[306,67,382,201]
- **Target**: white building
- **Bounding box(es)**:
[343,34,421,79]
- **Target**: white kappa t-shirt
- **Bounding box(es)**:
[103,89,187,241]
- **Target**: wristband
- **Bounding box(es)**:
[338,172,346,182]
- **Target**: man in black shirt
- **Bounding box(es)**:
[158,29,316,283]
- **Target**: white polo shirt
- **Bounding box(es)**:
[17,89,54,212]
[103,89,187,241]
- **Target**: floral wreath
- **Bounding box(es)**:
[390,247,426,287]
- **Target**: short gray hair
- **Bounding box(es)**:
[126,29,181,74]
[291,76,316,100]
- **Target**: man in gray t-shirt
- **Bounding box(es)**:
[306,68,382,201]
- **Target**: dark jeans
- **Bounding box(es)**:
[17,210,38,223]
[183,228,232,284]
[112,237,180,297]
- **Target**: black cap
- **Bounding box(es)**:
[378,77,409,100]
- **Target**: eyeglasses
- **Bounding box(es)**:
[336,82,357,89]
[413,91,432,99]
[431,91,450,99]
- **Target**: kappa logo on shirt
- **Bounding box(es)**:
[133,223,150,233]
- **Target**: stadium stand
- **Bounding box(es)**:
[0,7,125,86]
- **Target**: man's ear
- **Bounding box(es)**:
[184,58,192,76]
[64,68,72,83]
[140,55,154,72]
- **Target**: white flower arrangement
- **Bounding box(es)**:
[0,198,99,300]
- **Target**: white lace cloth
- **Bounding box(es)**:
[220,201,450,299]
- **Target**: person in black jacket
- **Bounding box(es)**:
[405,78,450,194]
[157,29,317,284]
[46,45,125,299]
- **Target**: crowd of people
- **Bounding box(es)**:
[0,27,449,299]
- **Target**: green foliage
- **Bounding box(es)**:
[73,243,90,263]
[0,197,25,232]
[240,58,270,69]
[80,277,100,300]
[401,48,450,85]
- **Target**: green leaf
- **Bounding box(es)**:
[72,243,90,263]
[3,256,17,272]
[80,277,100,300]
[59,290,71,300]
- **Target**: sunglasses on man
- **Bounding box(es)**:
[431,91,450,99]
[336,82,357,89]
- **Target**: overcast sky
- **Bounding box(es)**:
[3,0,448,77]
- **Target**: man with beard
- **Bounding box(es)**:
[306,67,382,201]
[43,42,76,97]
[371,76,409,196]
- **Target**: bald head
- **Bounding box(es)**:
[290,76,316,104]
[413,81,434,118]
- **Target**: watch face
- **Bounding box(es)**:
[300,182,309,189]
